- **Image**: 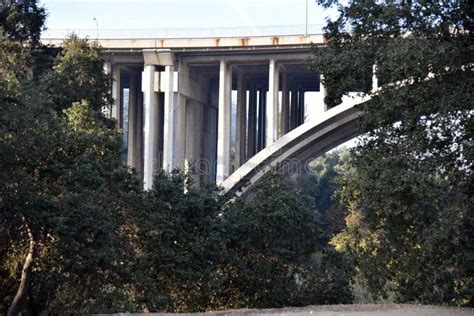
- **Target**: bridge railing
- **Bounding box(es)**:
[41,24,324,40]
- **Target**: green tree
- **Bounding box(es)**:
[126,170,353,312]
[0,0,46,45]
[311,0,473,306]
[128,172,228,312]
[292,148,351,235]
[220,170,353,309]
[0,4,138,313]
[42,35,113,115]
[0,98,140,314]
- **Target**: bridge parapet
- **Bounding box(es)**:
[42,24,324,40]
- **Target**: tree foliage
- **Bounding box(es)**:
[292,148,351,235]
[125,170,353,312]
[310,0,473,306]
[42,35,113,115]
[0,0,46,45]
[221,171,353,308]
[0,97,140,313]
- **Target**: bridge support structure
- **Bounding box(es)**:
[104,40,327,190]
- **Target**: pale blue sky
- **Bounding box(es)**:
[40,0,337,30]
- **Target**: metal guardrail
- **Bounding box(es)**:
[41,24,324,39]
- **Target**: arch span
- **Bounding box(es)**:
[221,94,372,196]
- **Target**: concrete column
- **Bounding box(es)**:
[135,79,144,176]
[290,88,298,130]
[112,64,122,125]
[236,71,247,167]
[208,87,219,182]
[267,59,279,145]
[142,65,160,190]
[163,65,175,172]
[175,93,187,170]
[280,71,289,136]
[174,62,190,171]
[185,99,204,186]
[216,60,232,184]
[320,74,328,112]
[127,72,138,168]
[247,84,257,159]
[299,89,305,124]
[257,88,265,151]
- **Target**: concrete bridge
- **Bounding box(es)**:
[43,26,374,193]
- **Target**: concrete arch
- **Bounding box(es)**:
[221,94,372,195]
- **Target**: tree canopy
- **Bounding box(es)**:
[310,0,473,306]
[0,0,46,45]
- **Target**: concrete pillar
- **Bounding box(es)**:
[236,71,247,167]
[290,88,298,130]
[208,87,219,182]
[216,60,232,184]
[257,88,265,151]
[142,65,160,190]
[320,74,328,112]
[135,79,144,176]
[174,62,190,171]
[112,64,122,125]
[163,65,175,172]
[296,88,304,125]
[202,89,218,184]
[267,59,279,145]
[280,71,289,135]
[247,84,257,159]
[299,89,305,124]
[185,99,204,186]
[127,72,138,168]
[175,93,187,170]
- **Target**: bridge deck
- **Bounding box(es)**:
[42,34,325,50]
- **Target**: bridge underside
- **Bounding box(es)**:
[105,41,340,189]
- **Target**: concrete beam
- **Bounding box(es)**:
[103,53,144,65]
[182,53,312,65]
[143,49,174,66]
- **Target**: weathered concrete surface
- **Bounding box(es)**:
[101,304,474,316]
[42,34,324,49]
